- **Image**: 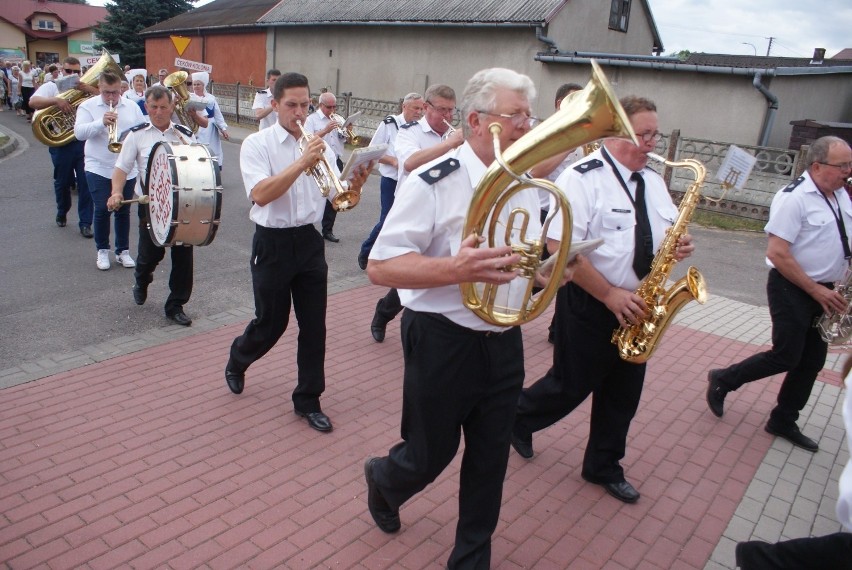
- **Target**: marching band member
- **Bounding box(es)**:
[106,86,199,327]
[74,70,144,270]
[305,91,346,243]
[224,73,371,433]
[252,68,280,130]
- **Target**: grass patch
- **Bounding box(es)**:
[692,210,765,232]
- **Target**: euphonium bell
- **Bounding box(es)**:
[295,120,362,211]
[164,71,199,134]
[460,60,638,326]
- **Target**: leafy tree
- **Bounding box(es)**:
[665,49,692,61]
[94,0,196,68]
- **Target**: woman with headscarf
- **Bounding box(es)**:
[189,71,229,169]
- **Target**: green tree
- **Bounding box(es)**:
[665,49,692,61]
[94,0,196,68]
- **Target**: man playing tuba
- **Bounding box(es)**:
[363,68,575,569]
[29,57,96,235]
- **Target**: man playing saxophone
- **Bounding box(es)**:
[511,96,695,504]
[706,136,852,452]
[30,57,97,235]
[74,70,145,271]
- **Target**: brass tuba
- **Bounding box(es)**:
[611,154,709,363]
[296,120,362,211]
[461,60,638,326]
[32,50,123,147]
[164,71,199,134]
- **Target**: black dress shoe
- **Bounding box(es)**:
[167,311,192,327]
[55,215,66,227]
[706,369,728,418]
[364,457,401,533]
[765,422,818,452]
[323,232,340,243]
[371,312,388,343]
[295,409,333,432]
[132,282,148,305]
[583,474,640,503]
[225,365,245,394]
[357,253,368,270]
[80,225,93,238]
[510,428,534,459]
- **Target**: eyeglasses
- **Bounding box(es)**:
[477,110,540,129]
[637,131,663,143]
[63,68,79,74]
[818,161,852,171]
[426,101,455,115]
[322,104,337,109]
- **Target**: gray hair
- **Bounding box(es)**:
[460,68,536,136]
[807,136,849,166]
[424,84,455,103]
[318,91,336,106]
[402,92,422,104]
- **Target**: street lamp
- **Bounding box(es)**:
[742,42,757,56]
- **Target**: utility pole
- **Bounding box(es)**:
[765,37,774,56]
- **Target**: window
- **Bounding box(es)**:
[609,0,631,32]
[37,20,56,30]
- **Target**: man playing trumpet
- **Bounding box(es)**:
[74,70,145,270]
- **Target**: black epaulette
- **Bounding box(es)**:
[418,158,461,184]
[400,121,418,129]
[256,89,266,94]
[174,124,193,137]
[383,115,397,125]
[129,122,149,132]
[573,158,604,174]
[783,176,805,192]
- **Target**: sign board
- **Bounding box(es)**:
[170,36,191,56]
[174,58,212,73]
[84,54,121,66]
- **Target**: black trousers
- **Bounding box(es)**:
[737,533,852,570]
[375,287,403,323]
[371,310,524,570]
[135,205,193,316]
[515,283,646,483]
[229,224,328,412]
[716,269,829,426]
[320,156,345,235]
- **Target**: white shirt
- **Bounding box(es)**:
[240,121,340,228]
[836,370,852,530]
[394,116,444,187]
[541,147,585,209]
[114,122,197,196]
[764,171,852,284]
[32,80,59,98]
[123,90,145,104]
[369,113,403,180]
[371,142,542,332]
[252,88,276,130]
[75,95,145,179]
[548,147,679,291]
[304,109,344,160]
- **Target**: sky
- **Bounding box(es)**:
[647,0,851,58]
[84,0,849,59]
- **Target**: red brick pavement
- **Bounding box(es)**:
[0,284,842,569]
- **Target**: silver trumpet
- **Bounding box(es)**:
[442,119,457,140]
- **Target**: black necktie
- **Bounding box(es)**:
[631,172,653,279]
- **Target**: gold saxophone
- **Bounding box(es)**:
[815,266,852,347]
[461,60,638,326]
[611,153,709,363]
[32,50,123,147]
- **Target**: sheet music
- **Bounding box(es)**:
[716,145,756,190]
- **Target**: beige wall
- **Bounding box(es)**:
[548,0,656,55]
[768,75,852,148]
[0,21,27,60]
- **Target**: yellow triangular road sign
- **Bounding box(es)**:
[170,36,191,56]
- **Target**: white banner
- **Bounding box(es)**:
[84,54,120,66]
[174,58,212,73]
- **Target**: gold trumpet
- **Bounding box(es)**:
[107,102,121,153]
[296,120,361,211]
[460,60,638,326]
[330,112,360,145]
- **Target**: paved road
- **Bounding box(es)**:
[0,111,768,367]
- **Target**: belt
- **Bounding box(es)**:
[255,223,315,235]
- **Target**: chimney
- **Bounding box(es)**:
[810,48,826,65]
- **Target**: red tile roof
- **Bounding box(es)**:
[0,0,107,40]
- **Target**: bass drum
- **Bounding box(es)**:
[144,142,222,247]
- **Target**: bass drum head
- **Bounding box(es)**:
[145,141,177,247]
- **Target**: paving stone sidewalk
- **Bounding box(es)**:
[0,285,847,569]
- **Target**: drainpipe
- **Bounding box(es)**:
[752,71,778,147]
[536,26,558,53]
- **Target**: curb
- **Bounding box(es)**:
[0,126,19,158]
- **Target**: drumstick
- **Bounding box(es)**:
[108,194,150,211]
